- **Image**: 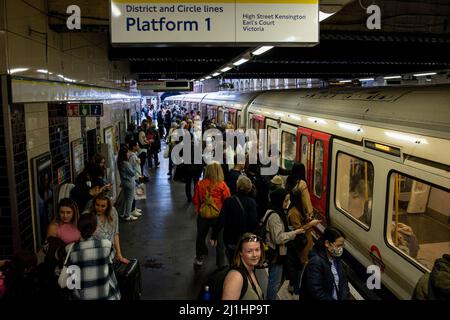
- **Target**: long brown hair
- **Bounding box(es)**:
[91,193,114,224]
[55,198,79,226]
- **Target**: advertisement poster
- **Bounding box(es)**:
[31,152,54,249]
[71,138,85,180]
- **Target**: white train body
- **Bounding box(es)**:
[165,85,450,299]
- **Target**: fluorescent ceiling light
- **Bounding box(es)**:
[233,58,248,66]
[413,72,437,77]
[205,76,212,79]
[9,68,29,74]
[339,80,352,83]
[252,46,273,56]
[111,3,122,17]
[338,122,361,132]
[289,115,301,121]
[384,75,401,79]
[200,78,205,81]
[308,117,327,125]
[385,131,428,144]
[274,112,284,117]
[37,69,49,74]
[319,11,336,22]
[359,78,374,82]
[212,72,220,77]
[221,66,232,72]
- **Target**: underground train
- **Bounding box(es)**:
[164,84,450,300]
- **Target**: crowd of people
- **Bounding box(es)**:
[0,103,447,301]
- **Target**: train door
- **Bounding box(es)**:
[249,113,265,157]
[228,109,237,128]
[237,111,242,128]
[218,107,224,124]
[297,127,313,181]
[296,127,331,217]
[266,118,279,166]
[310,131,331,217]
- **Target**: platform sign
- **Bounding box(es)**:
[110,0,319,45]
[67,103,103,117]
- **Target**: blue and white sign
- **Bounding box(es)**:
[110,0,319,45]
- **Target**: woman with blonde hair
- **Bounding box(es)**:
[193,161,231,267]
[90,193,129,264]
[222,233,265,300]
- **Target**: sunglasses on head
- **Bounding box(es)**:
[243,234,262,242]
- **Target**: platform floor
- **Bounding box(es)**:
[119,145,295,300]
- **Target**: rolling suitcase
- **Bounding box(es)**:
[113,258,142,300]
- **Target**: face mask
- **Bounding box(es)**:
[330,245,343,257]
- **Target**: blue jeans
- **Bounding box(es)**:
[267,262,284,300]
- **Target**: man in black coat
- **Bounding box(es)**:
[210,175,258,264]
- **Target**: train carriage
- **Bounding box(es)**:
[168,85,450,299]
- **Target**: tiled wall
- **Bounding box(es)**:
[4,0,130,87]
[0,77,13,258]
[11,103,34,252]
[48,103,71,189]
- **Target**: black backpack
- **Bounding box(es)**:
[197,266,248,301]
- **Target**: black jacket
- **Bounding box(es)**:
[303,245,350,300]
[211,193,258,246]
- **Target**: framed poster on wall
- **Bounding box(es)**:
[31,152,54,250]
[71,138,85,180]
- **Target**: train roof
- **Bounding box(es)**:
[249,84,450,140]
[200,91,262,111]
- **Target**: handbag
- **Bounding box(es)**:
[58,243,75,288]
[163,147,170,159]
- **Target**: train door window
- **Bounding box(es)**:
[388,172,450,270]
[267,126,277,157]
[335,153,374,228]
[300,135,309,180]
[313,140,325,198]
[281,131,296,170]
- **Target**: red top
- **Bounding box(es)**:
[192,179,231,214]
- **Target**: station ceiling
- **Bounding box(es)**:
[48,0,450,81]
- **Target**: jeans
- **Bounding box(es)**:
[267,262,284,300]
[118,182,135,219]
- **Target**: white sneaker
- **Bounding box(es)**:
[132,210,142,217]
[135,208,143,213]
[125,215,138,221]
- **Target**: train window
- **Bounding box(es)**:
[313,140,324,198]
[300,135,309,180]
[281,131,296,170]
[335,153,374,228]
[387,172,450,270]
[237,113,241,128]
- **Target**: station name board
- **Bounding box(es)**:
[67,103,103,117]
[111,0,319,45]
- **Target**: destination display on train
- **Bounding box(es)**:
[110,0,319,45]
